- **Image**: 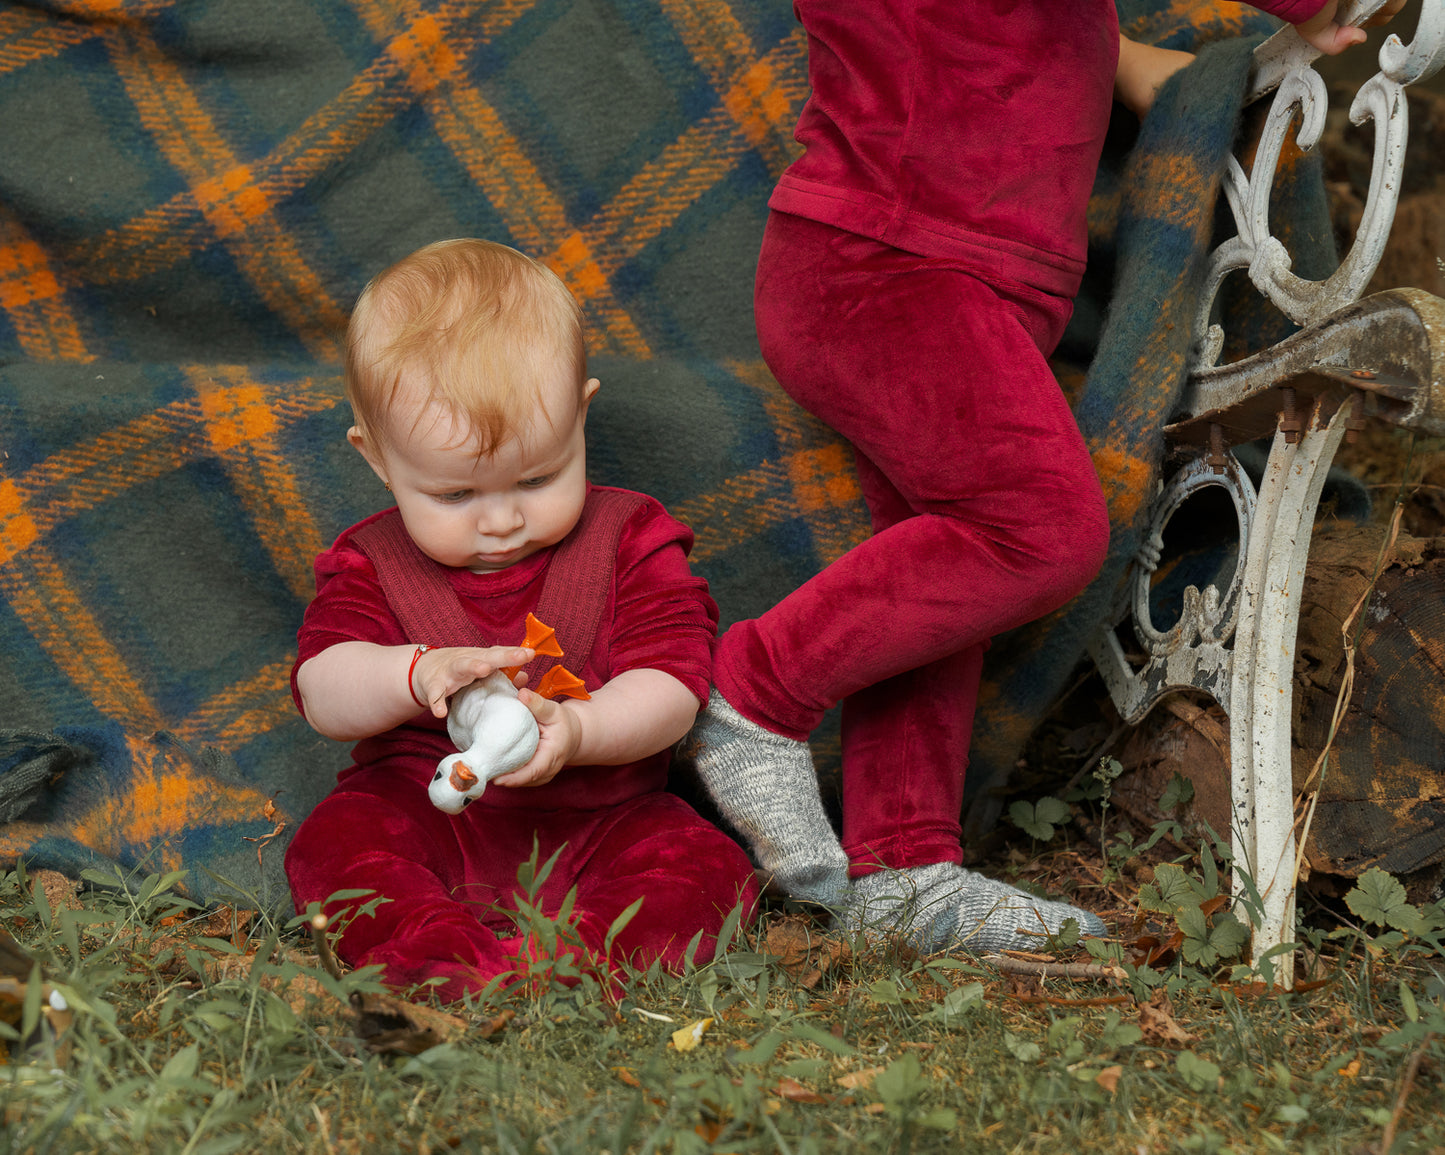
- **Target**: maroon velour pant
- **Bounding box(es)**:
[714,211,1111,876]
[286,772,760,1002]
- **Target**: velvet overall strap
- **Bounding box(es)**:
[349,488,645,680]
[533,489,645,679]
[350,515,474,646]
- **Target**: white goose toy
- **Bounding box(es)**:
[427,614,590,814]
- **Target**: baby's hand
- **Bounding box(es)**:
[411,645,534,717]
[488,688,583,788]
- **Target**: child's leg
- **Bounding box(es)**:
[696,212,1109,945]
[285,775,520,1002]
[564,793,761,972]
[838,638,984,872]
[836,454,1106,947]
[721,215,1109,734]
[688,689,851,907]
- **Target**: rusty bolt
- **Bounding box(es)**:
[1346,391,1368,445]
[1279,386,1302,444]
[1208,423,1227,475]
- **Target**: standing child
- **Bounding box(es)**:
[285,239,759,1001]
[690,0,1376,953]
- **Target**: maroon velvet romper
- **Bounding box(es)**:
[286,487,759,1001]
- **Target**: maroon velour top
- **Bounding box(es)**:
[293,488,718,812]
[771,0,1329,299]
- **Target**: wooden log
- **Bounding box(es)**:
[1113,522,1445,902]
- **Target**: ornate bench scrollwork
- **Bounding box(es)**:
[1090,0,1445,986]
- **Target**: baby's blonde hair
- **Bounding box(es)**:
[345,239,587,455]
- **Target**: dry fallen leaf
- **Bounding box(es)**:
[204,956,331,1015]
[1095,1065,1123,1094]
[474,1008,516,1041]
[1138,992,1196,1048]
[139,905,259,974]
[610,1068,667,1107]
[199,935,333,1014]
[349,991,471,1055]
[194,906,257,950]
[34,870,81,916]
[764,917,851,989]
[0,928,37,982]
[835,1066,886,1090]
[776,1076,829,1104]
[671,1016,714,1052]
[242,793,287,870]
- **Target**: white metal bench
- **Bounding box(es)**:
[1090,0,1445,985]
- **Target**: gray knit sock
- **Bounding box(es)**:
[688,690,850,908]
[844,862,1105,954]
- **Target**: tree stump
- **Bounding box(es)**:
[1114,521,1445,902]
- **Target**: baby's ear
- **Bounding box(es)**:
[347,426,387,478]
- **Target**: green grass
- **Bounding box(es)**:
[1,830,1442,1155]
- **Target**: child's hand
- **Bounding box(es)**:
[1114,36,1195,119]
[1294,0,1405,55]
[488,689,583,787]
[411,645,534,717]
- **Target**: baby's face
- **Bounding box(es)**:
[359,372,598,572]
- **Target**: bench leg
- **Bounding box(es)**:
[1226,401,1351,986]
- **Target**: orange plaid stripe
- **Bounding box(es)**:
[348,0,655,354]
[190,366,329,601]
[105,24,349,357]
[67,11,482,289]
[12,379,341,536]
[660,0,805,176]
[0,210,92,361]
[3,376,347,750]
[67,732,281,872]
[726,359,868,564]
[580,27,807,268]
[14,0,810,365]
[0,7,104,75]
[180,659,299,751]
[0,530,166,733]
[674,362,868,566]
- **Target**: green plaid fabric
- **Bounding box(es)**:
[0,0,1315,906]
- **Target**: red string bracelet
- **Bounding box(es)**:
[407,644,431,709]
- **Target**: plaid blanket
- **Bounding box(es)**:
[0,0,1321,907]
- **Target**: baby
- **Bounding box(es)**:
[284,238,758,1001]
